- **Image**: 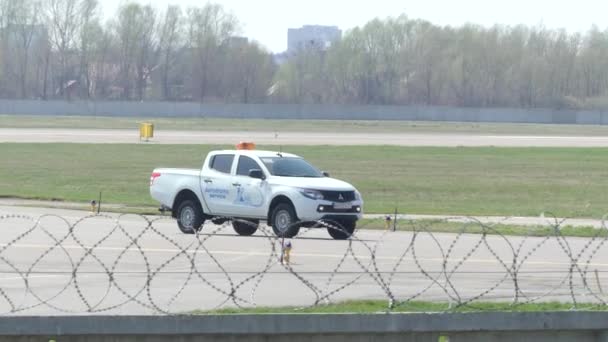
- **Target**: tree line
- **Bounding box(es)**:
[1,0,608,109]
[276,16,608,109]
[0,0,275,103]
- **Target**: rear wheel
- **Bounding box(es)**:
[232,219,259,236]
[271,203,300,238]
[176,200,205,234]
[326,220,356,240]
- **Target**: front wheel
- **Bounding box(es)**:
[326,220,356,240]
[176,200,205,234]
[232,219,259,236]
[271,203,300,238]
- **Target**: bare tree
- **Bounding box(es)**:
[220,40,275,103]
[134,5,157,101]
[113,3,143,100]
[9,0,42,99]
[46,0,80,99]
[90,25,113,99]
[157,5,182,100]
[0,0,17,95]
[77,0,99,98]
[186,4,237,102]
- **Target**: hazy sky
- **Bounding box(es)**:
[103,0,608,52]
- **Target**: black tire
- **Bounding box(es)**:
[212,217,229,225]
[271,203,300,238]
[176,200,205,234]
[327,220,356,240]
[232,219,259,236]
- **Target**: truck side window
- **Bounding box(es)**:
[210,154,234,174]
[236,156,262,176]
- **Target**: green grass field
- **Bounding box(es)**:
[3,114,608,135]
[1,143,607,217]
[199,300,605,314]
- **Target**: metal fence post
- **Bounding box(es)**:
[393,207,397,232]
[97,191,102,214]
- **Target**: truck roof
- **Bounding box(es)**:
[212,150,301,158]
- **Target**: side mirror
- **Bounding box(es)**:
[249,169,266,180]
[322,171,330,177]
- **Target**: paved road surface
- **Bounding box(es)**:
[0,205,606,315]
[1,198,604,229]
[2,128,608,146]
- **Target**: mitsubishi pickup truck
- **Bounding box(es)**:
[149,145,363,240]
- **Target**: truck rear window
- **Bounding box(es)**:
[210,154,234,174]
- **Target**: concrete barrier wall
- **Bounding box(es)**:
[2,99,608,124]
[3,312,608,342]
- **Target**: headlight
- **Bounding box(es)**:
[299,189,324,200]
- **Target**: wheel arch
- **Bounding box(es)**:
[172,189,203,218]
[267,195,297,222]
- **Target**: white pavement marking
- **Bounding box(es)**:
[1,242,605,268]
[3,128,608,146]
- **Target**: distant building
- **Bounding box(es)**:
[287,25,342,53]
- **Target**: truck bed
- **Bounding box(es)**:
[150,168,202,210]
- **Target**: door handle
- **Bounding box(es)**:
[204,179,213,184]
[232,183,241,187]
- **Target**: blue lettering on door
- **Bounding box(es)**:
[205,188,229,199]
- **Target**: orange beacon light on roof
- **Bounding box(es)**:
[236,142,256,150]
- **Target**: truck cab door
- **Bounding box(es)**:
[231,155,269,218]
[201,154,237,215]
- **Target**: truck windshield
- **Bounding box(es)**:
[260,157,323,178]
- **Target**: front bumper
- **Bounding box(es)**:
[316,204,361,214]
[296,199,364,221]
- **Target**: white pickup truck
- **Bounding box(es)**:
[150,147,364,239]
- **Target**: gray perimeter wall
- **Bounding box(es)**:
[2,99,608,124]
[4,312,608,342]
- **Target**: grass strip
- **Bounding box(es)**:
[1,143,607,218]
[196,300,607,314]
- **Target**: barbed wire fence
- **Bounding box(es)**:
[0,212,607,315]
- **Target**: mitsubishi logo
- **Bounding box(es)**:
[338,194,344,201]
